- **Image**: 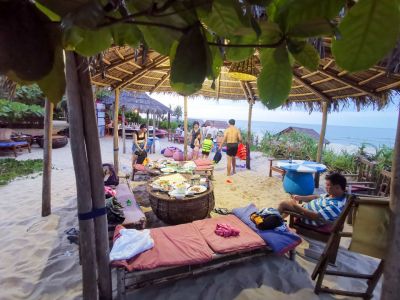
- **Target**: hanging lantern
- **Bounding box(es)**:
[228,57,258,81]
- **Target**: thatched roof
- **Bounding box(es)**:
[204,120,229,129]
[102,91,171,114]
[277,126,330,144]
[90,45,400,112]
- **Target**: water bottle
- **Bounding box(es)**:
[126,199,132,206]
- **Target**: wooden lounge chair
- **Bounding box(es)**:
[284,194,355,264]
[311,196,389,299]
[0,140,31,157]
[268,157,286,179]
[173,134,184,144]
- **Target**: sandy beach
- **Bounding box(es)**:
[0,135,382,299]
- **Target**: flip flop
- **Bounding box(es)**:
[226,179,233,184]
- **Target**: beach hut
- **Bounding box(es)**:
[101,91,171,172]
[277,127,330,145]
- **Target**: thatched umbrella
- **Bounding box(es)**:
[91,46,400,169]
[101,91,172,171]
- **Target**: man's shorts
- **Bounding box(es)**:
[226,143,238,157]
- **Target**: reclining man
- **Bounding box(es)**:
[278,173,347,226]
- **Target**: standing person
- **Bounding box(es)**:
[175,124,182,135]
[202,134,214,159]
[132,124,147,168]
[190,121,202,151]
[219,119,242,176]
[201,123,208,142]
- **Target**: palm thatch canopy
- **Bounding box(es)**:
[90,45,400,112]
[102,91,171,115]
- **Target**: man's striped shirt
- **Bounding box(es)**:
[302,194,346,226]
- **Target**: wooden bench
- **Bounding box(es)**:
[268,158,285,179]
[0,140,31,157]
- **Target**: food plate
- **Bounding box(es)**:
[188,185,207,194]
[160,167,176,173]
[168,190,188,199]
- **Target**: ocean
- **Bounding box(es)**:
[234,120,397,148]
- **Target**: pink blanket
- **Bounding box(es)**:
[112,224,213,271]
[193,215,266,253]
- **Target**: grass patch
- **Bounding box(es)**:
[0,158,43,185]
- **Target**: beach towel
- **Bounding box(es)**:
[112,223,213,271]
[193,215,265,253]
[232,204,302,254]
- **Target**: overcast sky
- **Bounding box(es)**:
[151,93,400,129]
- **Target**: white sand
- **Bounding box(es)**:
[0,134,382,299]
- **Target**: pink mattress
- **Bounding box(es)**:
[112,224,213,271]
[193,215,266,253]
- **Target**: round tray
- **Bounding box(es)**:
[147,175,215,225]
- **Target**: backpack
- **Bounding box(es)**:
[213,150,222,164]
[136,150,147,164]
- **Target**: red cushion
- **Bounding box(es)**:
[134,164,146,171]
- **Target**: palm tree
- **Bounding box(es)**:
[174,105,182,122]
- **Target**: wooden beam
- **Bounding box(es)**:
[332,92,365,99]
[311,77,333,85]
[183,96,188,160]
[239,81,250,100]
[152,66,170,71]
[105,74,122,82]
[216,75,221,100]
[115,66,133,75]
[113,88,120,174]
[244,81,255,101]
[127,61,143,69]
[358,71,385,85]
[92,80,109,87]
[322,86,351,93]
[114,48,124,60]
[102,58,111,65]
[323,59,334,70]
[115,56,169,89]
[301,71,319,79]
[293,73,330,101]
[318,68,381,98]
[150,71,170,94]
[42,99,53,217]
[338,70,348,76]
[376,81,400,92]
[289,92,315,97]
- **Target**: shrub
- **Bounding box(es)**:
[0,158,43,185]
[322,150,356,173]
[159,120,179,130]
[0,99,44,128]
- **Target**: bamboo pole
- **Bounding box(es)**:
[381,107,400,300]
[76,54,112,300]
[183,96,188,160]
[246,100,253,170]
[122,106,126,154]
[65,52,98,300]
[316,101,328,163]
[152,112,156,153]
[146,110,149,129]
[315,100,328,188]
[42,99,53,217]
[113,88,120,174]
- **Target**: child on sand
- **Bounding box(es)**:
[202,134,214,159]
[192,136,200,159]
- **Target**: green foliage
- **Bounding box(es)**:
[322,149,356,173]
[15,84,45,105]
[173,105,183,121]
[124,111,143,124]
[2,0,400,109]
[0,158,43,186]
[375,145,394,172]
[159,120,179,130]
[0,99,45,125]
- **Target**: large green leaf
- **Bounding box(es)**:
[201,0,248,37]
[258,21,283,44]
[67,27,113,57]
[35,0,92,18]
[110,23,142,48]
[258,46,293,109]
[289,42,319,71]
[206,41,223,80]
[271,0,344,32]
[287,18,334,38]
[226,34,257,62]
[170,26,208,95]
[333,0,400,72]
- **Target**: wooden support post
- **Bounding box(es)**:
[113,88,120,174]
[146,110,149,129]
[152,112,156,153]
[246,100,253,170]
[42,99,53,217]
[382,107,400,300]
[183,96,188,160]
[77,55,112,300]
[122,106,126,154]
[65,52,98,300]
[315,100,328,188]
